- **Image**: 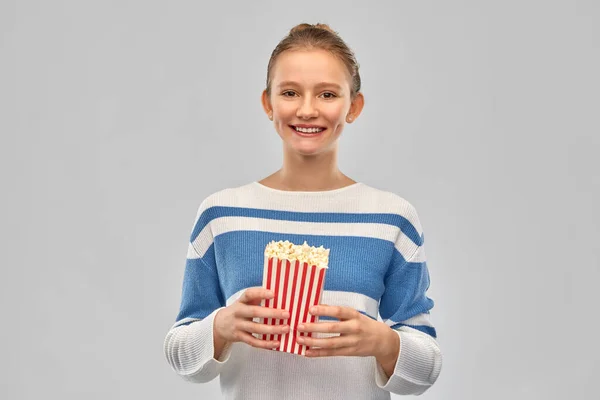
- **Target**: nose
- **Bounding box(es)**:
[296,97,319,119]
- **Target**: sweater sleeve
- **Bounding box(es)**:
[163,204,233,383]
[375,207,442,395]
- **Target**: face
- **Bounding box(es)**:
[262,49,364,156]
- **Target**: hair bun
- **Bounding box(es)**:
[290,23,336,35]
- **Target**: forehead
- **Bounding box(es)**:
[271,49,350,88]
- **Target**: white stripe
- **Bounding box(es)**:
[300,265,323,355]
[186,243,199,259]
[284,260,298,352]
[211,216,398,242]
[292,263,309,354]
[172,317,201,329]
[281,259,294,350]
[409,244,427,263]
[214,182,423,237]
[322,290,379,319]
[385,313,433,328]
[226,289,379,320]
[191,216,419,262]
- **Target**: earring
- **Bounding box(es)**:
[268,112,273,120]
[347,115,353,122]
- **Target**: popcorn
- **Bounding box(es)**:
[257,240,330,356]
[264,240,330,269]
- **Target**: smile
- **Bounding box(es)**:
[293,126,324,133]
[290,125,326,137]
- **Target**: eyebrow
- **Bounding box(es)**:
[277,81,343,91]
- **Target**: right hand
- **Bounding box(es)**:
[214,287,290,350]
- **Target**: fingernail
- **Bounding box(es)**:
[309,306,317,313]
[282,312,290,319]
[298,324,305,330]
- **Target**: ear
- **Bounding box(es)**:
[261,90,273,119]
[346,92,365,123]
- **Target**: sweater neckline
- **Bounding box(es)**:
[252,181,363,195]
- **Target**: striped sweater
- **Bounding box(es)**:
[163,181,442,399]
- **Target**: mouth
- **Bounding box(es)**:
[289,125,326,137]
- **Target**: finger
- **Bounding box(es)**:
[297,321,354,334]
[239,288,274,305]
[236,304,290,320]
[310,305,359,321]
[237,320,290,336]
[296,335,355,349]
[305,347,355,358]
[236,331,280,350]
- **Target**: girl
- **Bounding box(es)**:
[164,23,442,399]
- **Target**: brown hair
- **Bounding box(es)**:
[265,23,361,99]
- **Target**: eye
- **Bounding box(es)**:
[320,92,337,99]
[281,90,297,97]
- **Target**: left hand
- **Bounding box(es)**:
[296,304,394,358]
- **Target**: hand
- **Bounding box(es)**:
[296,304,397,359]
[214,287,290,350]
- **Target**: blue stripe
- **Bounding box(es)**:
[317,311,377,322]
[177,313,379,328]
[191,206,423,247]
[379,258,433,322]
[211,231,394,301]
[391,323,437,338]
[175,257,225,322]
[176,319,200,327]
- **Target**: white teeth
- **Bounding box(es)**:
[294,126,324,133]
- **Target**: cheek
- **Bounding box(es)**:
[272,101,295,117]
[323,103,348,122]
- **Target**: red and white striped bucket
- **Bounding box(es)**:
[258,256,327,355]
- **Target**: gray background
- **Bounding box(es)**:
[1,0,598,399]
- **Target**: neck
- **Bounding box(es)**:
[265,147,354,191]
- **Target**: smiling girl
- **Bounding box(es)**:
[164,23,442,399]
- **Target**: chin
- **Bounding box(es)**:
[291,143,334,157]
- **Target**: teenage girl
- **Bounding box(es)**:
[164,23,442,400]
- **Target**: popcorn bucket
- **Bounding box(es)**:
[257,241,329,356]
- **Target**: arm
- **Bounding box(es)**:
[374,326,401,378]
[163,205,233,383]
[375,209,442,395]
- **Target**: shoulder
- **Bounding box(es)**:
[192,182,256,216]
[358,183,424,240]
[360,183,420,217]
